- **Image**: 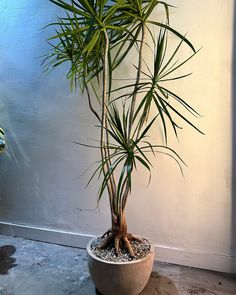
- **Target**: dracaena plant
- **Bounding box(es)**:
[0,128,5,153]
[43,0,201,257]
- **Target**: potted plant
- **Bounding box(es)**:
[0,127,5,153]
[43,1,201,294]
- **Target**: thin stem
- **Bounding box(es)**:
[128,24,146,139]
[85,81,101,123]
[101,29,117,219]
[121,178,130,212]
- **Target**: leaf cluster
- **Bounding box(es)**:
[44,0,202,211]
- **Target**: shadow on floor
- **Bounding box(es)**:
[141,272,178,294]
[84,272,178,295]
[0,245,17,275]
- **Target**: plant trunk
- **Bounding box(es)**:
[99,27,146,258]
[101,212,142,258]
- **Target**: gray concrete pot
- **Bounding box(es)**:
[87,237,154,295]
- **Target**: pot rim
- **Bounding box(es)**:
[87,236,154,265]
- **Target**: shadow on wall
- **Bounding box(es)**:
[232,0,236,274]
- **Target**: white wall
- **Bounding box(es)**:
[0,0,235,273]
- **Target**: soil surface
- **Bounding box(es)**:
[90,236,151,262]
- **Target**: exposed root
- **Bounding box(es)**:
[127,233,143,243]
[99,231,143,258]
[99,233,114,249]
[123,236,134,257]
[98,213,144,258]
[101,229,112,238]
[114,236,120,254]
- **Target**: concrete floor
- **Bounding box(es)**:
[0,235,236,295]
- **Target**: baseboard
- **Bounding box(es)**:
[153,243,236,274]
[0,221,93,249]
[0,221,235,274]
